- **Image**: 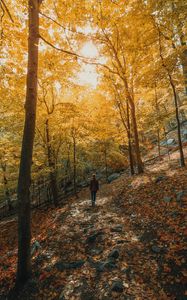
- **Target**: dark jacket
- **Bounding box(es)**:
[90,179,99,192]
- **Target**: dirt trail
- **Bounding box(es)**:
[0,163,186,300]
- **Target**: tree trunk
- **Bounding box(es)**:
[156,20,185,167]
[172,2,187,94]
[164,127,171,161]
[115,95,135,175]
[170,79,185,166]
[129,97,144,174]
[73,136,77,195]
[45,118,59,206]
[67,143,71,180]
[154,86,161,159]
[16,0,40,286]
[126,100,135,175]
[104,144,108,181]
[113,59,143,173]
[181,48,187,95]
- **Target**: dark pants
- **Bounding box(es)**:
[91,191,97,206]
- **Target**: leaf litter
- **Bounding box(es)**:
[0,157,186,300]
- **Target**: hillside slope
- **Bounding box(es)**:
[0,156,186,300]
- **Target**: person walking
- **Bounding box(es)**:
[90,174,99,207]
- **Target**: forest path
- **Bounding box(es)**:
[0,164,186,300]
[32,174,185,300]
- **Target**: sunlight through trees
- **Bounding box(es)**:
[0,0,187,296]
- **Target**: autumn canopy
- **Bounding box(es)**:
[0,0,187,299]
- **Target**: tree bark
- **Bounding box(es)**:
[154,86,161,159]
[126,100,135,175]
[181,48,187,95]
[170,80,185,166]
[16,0,41,286]
[164,127,171,161]
[179,31,187,94]
[129,97,144,174]
[73,136,77,195]
[171,1,187,94]
[45,118,59,206]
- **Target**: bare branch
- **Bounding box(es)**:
[0,2,5,41]
[39,32,126,82]
[40,11,66,30]
[40,11,86,37]
[0,0,14,22]
[39,34,82,57]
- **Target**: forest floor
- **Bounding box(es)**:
[0,154,187,300]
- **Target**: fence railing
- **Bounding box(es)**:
[0,176,79,220]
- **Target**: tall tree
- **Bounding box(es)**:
[152,17,185,167]
[90,1,144,173]
[112,83,135,175]
[16,0,42,287]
